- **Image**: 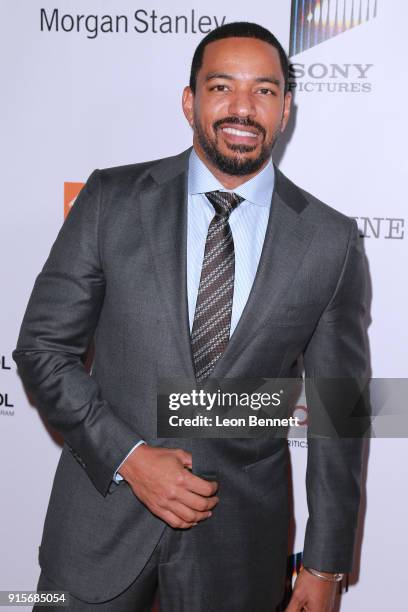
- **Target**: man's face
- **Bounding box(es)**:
[183,37,292,178]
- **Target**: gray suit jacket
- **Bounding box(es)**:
[13,147,368,604]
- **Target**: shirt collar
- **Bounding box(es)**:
[188,147,274,207]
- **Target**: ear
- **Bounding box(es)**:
[182,86,194,128]
[280,91,292,133]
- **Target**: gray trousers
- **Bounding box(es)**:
[33,523,284,611]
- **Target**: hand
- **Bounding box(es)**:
[118,444,219,529]
[285,568,338,612]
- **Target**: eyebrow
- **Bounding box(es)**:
[205,72,281,87]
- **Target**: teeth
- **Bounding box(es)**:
[222,127,257,138]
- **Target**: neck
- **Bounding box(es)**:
[192,143,270,190]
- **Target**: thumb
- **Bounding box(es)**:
[285,593,302,612]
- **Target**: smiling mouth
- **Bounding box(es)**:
[221,126,258,138]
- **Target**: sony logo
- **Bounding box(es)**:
[289,63,374,80]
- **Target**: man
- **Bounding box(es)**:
[13,22,368,612]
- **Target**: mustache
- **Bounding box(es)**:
[213,117,266,138]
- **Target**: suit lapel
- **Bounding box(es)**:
[139,149,195,378]
[139,151,317,381]
[208,167,317,379]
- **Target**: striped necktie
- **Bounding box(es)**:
[191,190,244,381]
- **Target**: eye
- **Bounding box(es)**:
[257,88,276,96]
[209,84,230,92]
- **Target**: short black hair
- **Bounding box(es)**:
[189,21,289,94]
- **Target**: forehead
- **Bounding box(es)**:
[199,37,282,80]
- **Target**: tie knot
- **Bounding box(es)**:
[205,191,244,218]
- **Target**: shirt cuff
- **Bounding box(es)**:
[113,440,146,483]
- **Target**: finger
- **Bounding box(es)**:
[166,500,213,524]
[177,489,219,512]
[285,596,302,612]
[183,471,219,496]
[158,508,196,530]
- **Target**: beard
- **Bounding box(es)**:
[194,115,280,176]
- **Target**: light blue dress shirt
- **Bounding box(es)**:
[187,148,274,335]
[114,148,275,482]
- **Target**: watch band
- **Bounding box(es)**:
[304,567,344,582]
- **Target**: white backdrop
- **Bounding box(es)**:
[1,1,407,610]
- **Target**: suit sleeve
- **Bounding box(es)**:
[113,440,146,483]
[12,170,141,497]
[302,219,369,573]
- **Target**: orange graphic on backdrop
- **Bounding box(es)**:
[64,182,84,218]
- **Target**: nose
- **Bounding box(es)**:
[228,88,256,118]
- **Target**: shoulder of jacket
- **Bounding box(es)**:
[298,184,354,231]
[276,168,356,247]
[93,148,190,194]
[97,156,163,187]
[276,167,352,229]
